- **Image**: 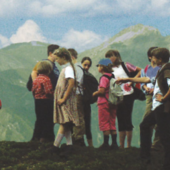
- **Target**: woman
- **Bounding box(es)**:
[81,57,93,147]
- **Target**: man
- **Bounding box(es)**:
[68,48,85,146]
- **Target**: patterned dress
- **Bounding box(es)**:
[53,66,80,126]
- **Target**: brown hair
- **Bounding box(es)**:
[147,47,158,61]
[151,48,170,63]
[68,48,78,59]
[37,61,53,75]
[81,56,92,67]
[100,64,113,73]
[47,44,60,56]
[105,50,122,66]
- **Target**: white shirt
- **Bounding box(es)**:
[65,65,74,79]
[113,65,134,95]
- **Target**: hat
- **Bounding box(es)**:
[96,58,112,67]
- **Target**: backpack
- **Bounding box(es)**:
[101,74,124,105]
[78,66,98,104]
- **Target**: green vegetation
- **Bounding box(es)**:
[0,141,164,170]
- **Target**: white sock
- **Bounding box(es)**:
[54,133,64,147]
[65,131,72,145]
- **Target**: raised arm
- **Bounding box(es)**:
[117,77,151,84]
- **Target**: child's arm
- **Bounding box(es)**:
[57,78,75,105]
[44,79,54,98]
[156,88,170,102]
[93,87,105,97]
[117,77,151,84]
[31,70,38,81]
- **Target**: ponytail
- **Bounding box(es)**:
[53,48,77,89]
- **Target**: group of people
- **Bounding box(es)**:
[27,44,170,170]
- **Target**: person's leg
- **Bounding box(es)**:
[103,130,110,145]
[98,103,111,149]
[124,94,134,148]
[126,131,132,148]
[140,110,156,160]
[41,99,55,142]
[117,101,126,148]
[33,99,44,141]
[72,94,85,146]
[143,95,162,150]
[54,125,64,147]
[109,105,118,148]
[154,105,170,170]
[151,124,163,151]
[119,131,126,148]
[84,102,93,147]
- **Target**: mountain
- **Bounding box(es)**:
[0,24,169,147]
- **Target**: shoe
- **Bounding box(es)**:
[60,145,74,158]
[47,146,60,154]
[110,143,119,150]
[73,138,86,147]
[98,143,110,150]
[139,157,151,170]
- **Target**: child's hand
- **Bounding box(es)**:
[93,91,98,97]
[128,82,133,87]
[148,88,154,94]
[143,85,150,93]
[156,93,163,102]
[57,98,65,105]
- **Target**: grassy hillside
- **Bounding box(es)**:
[0,141,164,170]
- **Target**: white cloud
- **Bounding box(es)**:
[57,29,108,52]
[0,20,106,52]
[10,20,46,43]
[0,35,11,48]
[1,0,170,17]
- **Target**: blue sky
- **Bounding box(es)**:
[0,0,170,52]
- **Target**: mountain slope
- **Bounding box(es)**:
[0,24,170,147]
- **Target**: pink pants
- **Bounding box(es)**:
[98,103,117,131]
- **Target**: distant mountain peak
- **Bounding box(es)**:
[100,24,160,50]
[110,24,159,44]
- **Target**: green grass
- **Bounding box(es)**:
[0,141,164,170]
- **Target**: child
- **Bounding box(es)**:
[32,60,54,142]
[116,48,170,170]
[93,58,118,149]
[81,57,93,147]
[51,48,80,154]
[105,50,141,148]
[140,47,162,151]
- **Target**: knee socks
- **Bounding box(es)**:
[111,134,118,146]
[104,135,109,145]
[54,133,64,147]
[65,131,73,145]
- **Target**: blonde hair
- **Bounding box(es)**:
[37,61,53,75]
[53,48,77,82]
[33,61,41,71]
